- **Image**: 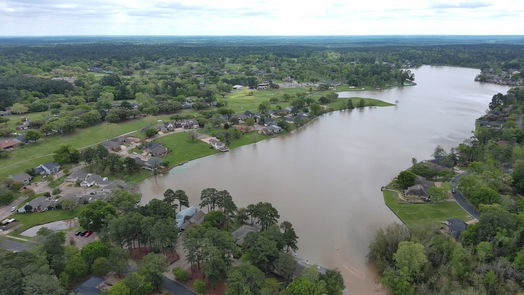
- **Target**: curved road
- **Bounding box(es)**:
[451,172,480,220]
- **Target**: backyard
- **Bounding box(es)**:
[383,190,472,227]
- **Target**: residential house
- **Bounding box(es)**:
[102,140,121,152]
[442,218,467,240]
[232,225,260,246]
[182,102,193,109]
[232,85,243,90]
[0,110,11,116]
[233,125,252,133]
[18,196,58,213]
[145,157,164,170]
[65,169,88,183]
[34,162,61,175]
[405,184,430,201]
[144,142,168,157]
[257,83,269,90]
[209,139,229,152]
[176,207,197,228]
[10,173,32,185]
[81,174,109,187]
[0,138,22,150]
[16,119,31,130]
[260,125,283,135]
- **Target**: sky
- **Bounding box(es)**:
[0,0,523,36]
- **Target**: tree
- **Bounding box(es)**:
[63,253,88,283]
[124,157,140,173]
[174,189,189,211]
[108,246,129,275]
[358,99,366,108]
[144,128,157,138]
[79,200,116,232]
[38,229,66,275]
[320,269,345,295]
[274,253,297,282]
[53,145,80,164]
[92,257,111,276]
[11,103,28,114]
[243,232,280,272]
[107,281,131,295]
[25,130,42,142]
[251,202,280,230]
[225,264,265,295]
[80,241,110,266]
[23,274,64,295]
[396,170,416,189]
[203,246,229,286]
[203,210,226,228]
[282,276,327,295]
[393,241,427,280]
[108,189,139,212]
[280,221,298,252]
[0,268,23,295]
[347,99,354,109]
[193,279,206,295]
[200,188,219,211]
[512,159,524,193]
[310,103,322,116]
[139,253,167,290]
[123,272,154,295]
[172,267,191,282]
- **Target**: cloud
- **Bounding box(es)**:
[430,1,493,9]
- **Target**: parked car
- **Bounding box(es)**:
[75,231,82,236]
[80,231,88,236]
[10,206,16,212]
[84,231,93,237]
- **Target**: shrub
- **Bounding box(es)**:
[193,279,206,294]
[172,267,190,282]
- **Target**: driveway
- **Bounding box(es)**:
[451,172,480,220]
[162,277,196,295]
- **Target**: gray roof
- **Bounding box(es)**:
[232,225,260,245]
[103,180,127,190]
[10,173,31,183]
[67,169,88,182]
[405,184,429,197]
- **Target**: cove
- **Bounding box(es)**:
[138,66,509,294]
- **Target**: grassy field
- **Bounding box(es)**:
[5,111,52,129]
[10,209,79,237]
[156,132,219,166]
[383,190,471,227]
[0,115,172,178]
[327,97,394,110]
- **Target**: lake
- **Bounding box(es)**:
[138,66,509,294]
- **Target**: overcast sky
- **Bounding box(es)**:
[0,0,522,36]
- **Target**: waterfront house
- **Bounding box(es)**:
[144,142,168,157]
[10,173,32,185]
[18,196,58,213]
[34,162,61,175]
[145,157,164,170]
[209,139,229,152]
[232,225,260,246]
[405,184,430,201]
[81,174,109,187]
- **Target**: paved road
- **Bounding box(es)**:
[162,277,196,295]
[0,238,35,252]
[0,197,26,221]
[451,172,480,220]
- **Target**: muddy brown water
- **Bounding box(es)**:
[138,66,509,294]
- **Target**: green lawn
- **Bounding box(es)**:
[383,190,471,227]
[0,115,169,178]
[156,132,219,165]
[5,111,52,129]
[327,97,394,110]
[10,209,79,237]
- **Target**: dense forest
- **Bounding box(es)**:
[370,88,524,295]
